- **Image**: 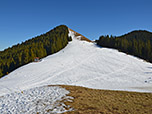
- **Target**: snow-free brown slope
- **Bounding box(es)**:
[68,28,92,42]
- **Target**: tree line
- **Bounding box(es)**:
[96,30,152,63]
[0,25,72,78]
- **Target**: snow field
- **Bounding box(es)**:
[0,29,152,97]
[0,86,73,114]
[0,28,152,113]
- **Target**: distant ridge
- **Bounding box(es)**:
[117,30,152,38]
[96,30,152,63]
[68,28,92,42]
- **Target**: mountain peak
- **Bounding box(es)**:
[68,28,92,42]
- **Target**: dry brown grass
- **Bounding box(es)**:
[60,85,152,114]
[69,28,92,42]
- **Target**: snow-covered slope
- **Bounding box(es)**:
[0,29,152,96]
[0,86,73,113]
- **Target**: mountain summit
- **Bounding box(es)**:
[68,28,92,42]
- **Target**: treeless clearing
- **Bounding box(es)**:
[60,85,152,114]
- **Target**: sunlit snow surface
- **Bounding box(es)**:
[0,29,152,113]
[0,29,152,97]
[0,86,73,113]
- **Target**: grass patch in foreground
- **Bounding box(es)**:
[60,85,152,114]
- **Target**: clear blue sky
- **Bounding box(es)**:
[0,0,152,50]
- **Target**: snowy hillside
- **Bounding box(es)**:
[0,86,73,113]
[0,29,152,97]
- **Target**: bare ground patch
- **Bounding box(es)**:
[59,85,152,114]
